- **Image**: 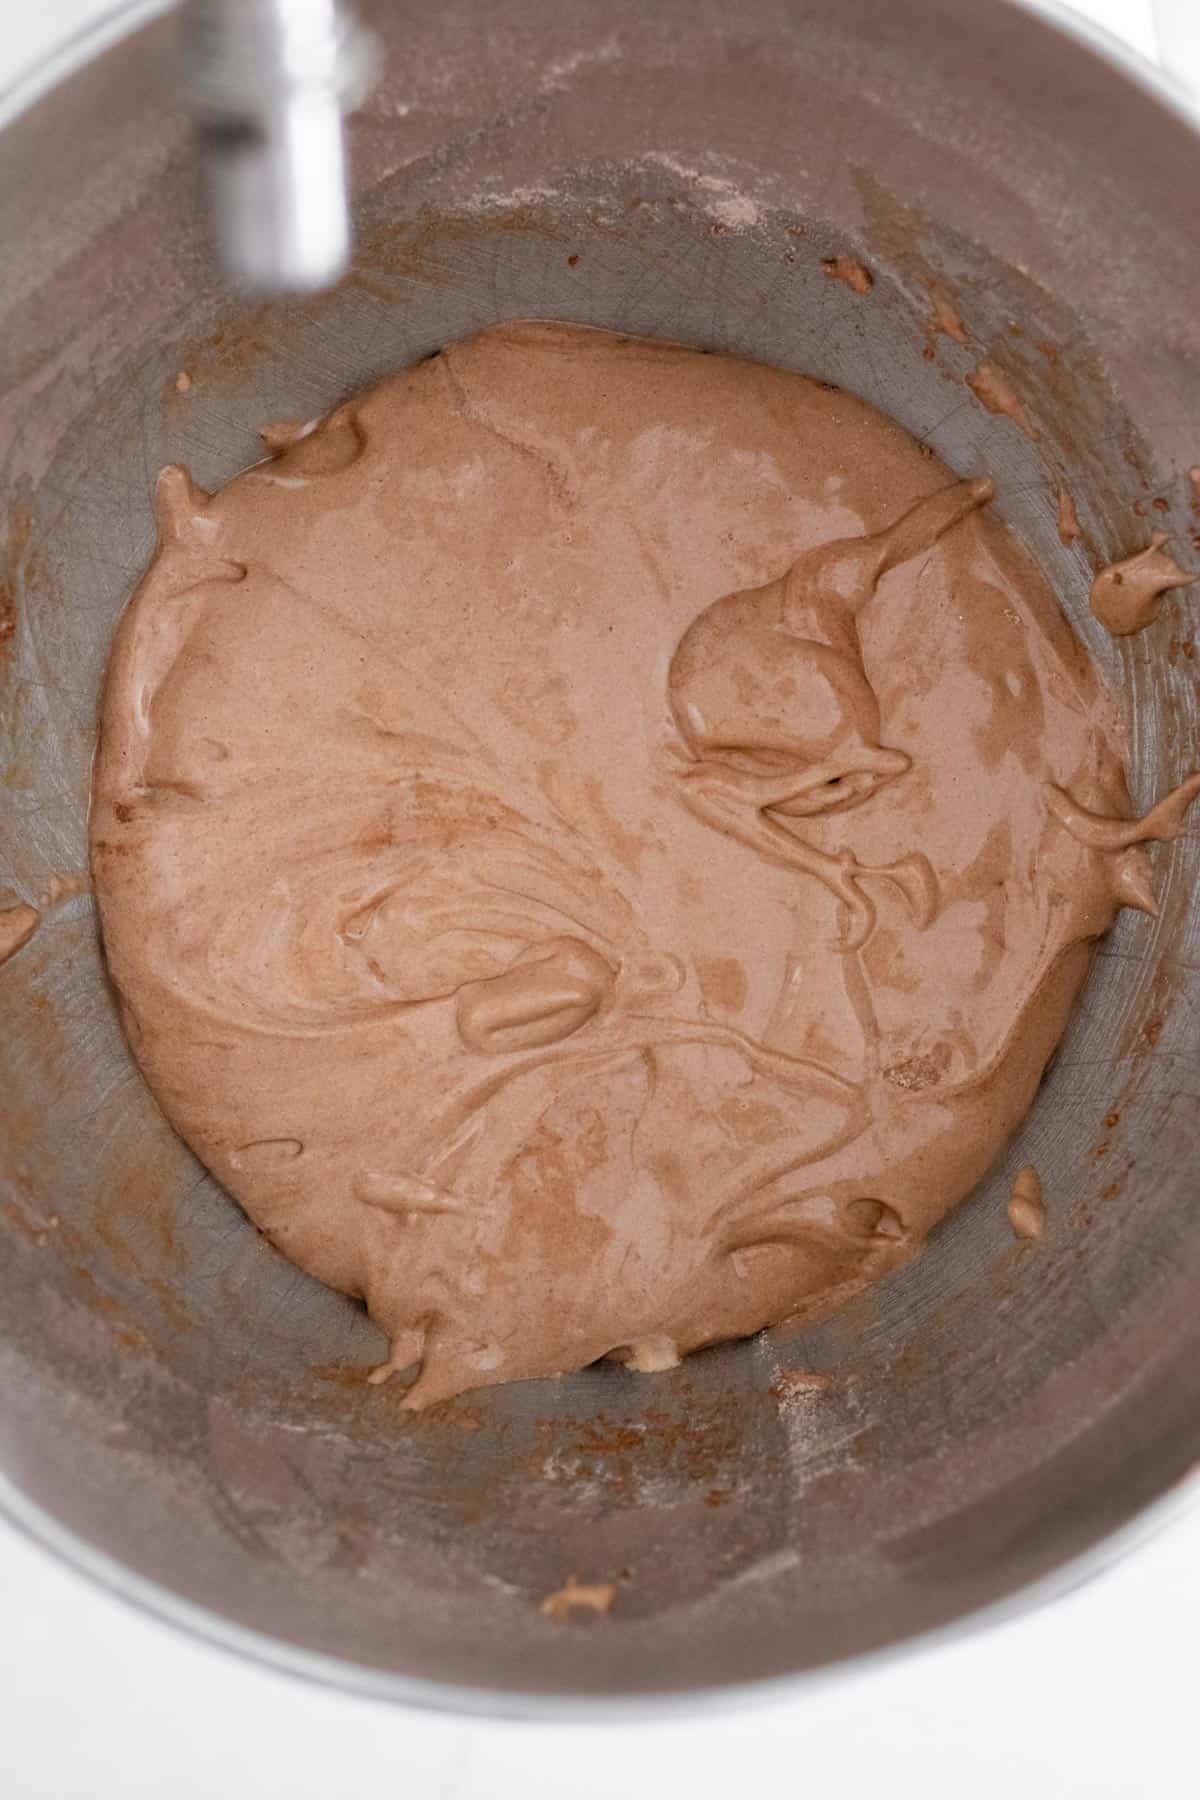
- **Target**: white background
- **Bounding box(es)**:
[1,3,1194,1796]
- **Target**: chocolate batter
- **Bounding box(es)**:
[90,323,1199,1408]
[1090,532,1195,636]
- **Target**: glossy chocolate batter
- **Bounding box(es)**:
[90,323,1199,1408]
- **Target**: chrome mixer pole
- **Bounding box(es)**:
[181,0,374,294]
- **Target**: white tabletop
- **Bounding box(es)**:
[2,4,1192,1796]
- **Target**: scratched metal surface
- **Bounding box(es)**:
[0,0,1197,1709]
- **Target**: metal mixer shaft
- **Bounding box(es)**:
[181,0,373,293]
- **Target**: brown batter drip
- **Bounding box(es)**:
[1090,532,1195,636]
[821,255,873,295]
[0,903,40,967]
[966,360,1039,439]
[89,322,1200,1408]
[1056,485,1082,547]
[926,285,968,346]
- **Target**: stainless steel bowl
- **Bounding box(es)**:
[1,0,1198,1716]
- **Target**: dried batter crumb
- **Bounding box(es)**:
[1056,484,1082,546]
[771,1368,833,1405]
[1008,1165,1044,1241]
[821,255,873,295]
[175,371,193,394]
[613,1335,680,1372]
[539,1575,617,1622]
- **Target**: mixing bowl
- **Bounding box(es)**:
[1,0,1198,1715]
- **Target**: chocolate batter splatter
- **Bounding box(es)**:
[1008,1165,1044,1241]
[1090,533,1195,637]
[967,359,1039,439]
[1056,485,1082,547]
[0,904,40,967]
[821,255,873,295]
[540,1576,616,1622]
